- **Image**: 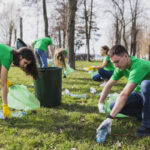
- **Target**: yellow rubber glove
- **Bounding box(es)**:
[87,66,94,71]
[3,104,11,118]
[7,81,14,87]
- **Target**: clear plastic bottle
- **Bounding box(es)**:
[11,111,26,118]
[69,93,86,99]
[96,127,108,143]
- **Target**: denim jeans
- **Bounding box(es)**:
[110,80,150,128]
[92,68,113,82]
[35,49,48,68]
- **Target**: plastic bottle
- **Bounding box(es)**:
[96,127,108,143]
[11,111,26,118]
[69,93,86,99]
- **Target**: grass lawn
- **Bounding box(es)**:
[0,61,150,150]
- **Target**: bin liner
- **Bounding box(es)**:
[8,84,40,111]
[16,38,27,49]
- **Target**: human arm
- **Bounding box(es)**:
[31,42,35,49]
[97,82,137,134]
[50,45,55,58]
[99,78,116,104]
[110,82,137,118]
[1,66,8,104]
[98,78,116,113]
[1,66,11,117]
[93,60,108,69]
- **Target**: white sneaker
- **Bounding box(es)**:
[99,82,106,87]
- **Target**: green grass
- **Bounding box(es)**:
[0,61,150,150]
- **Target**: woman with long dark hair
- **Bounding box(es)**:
[0,44,38,118]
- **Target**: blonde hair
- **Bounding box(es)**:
[54,48,67,68]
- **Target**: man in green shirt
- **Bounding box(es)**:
[32,36,55,68]
[97,45,150,136]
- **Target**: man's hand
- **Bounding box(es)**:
[97,118,113,134]
[98,103,105,113]
[3,104,11,118]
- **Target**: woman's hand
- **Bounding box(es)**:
[3,104,11,118]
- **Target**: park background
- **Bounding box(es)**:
[0,0,150,149]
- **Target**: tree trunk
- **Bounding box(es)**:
[122,24,128,50]
[42,0,48,37]
[20,17,23,39]
[9,20,13,46]
[66,0,77,69]
[63,30,66,48]
[14,28,17,45]
[84,0,89,61]
[58,28,61,47]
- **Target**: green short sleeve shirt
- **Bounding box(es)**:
[0,44,13,70]
[112,56,150,92]
[34,37,54,52]
[103,56,114,71]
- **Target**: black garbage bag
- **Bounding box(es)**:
[16,38,27,50]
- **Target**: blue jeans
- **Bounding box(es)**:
[35,49,48,68]
[93,68,113,82]
[110,80,150,128]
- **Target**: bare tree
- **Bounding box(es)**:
[83,0,93,61]
[66,0,77,69]
[128,0,143,56]
[0,1,19,45]
[42,0,49,36]
[51,0,68,48]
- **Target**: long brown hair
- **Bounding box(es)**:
[101,45,109,54]
[54,48,67,68]
[12,47,39,79]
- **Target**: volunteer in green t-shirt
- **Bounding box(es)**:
[93,45,114,86]
[97,45,150,137]
[54,48,69,78]
[32,36,55,68]
[0,44,38,118]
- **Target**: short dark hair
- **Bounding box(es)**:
[108,45,129,57]
[12,47,39,79]
[101,45,109,54]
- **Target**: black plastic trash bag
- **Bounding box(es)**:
[16,38,27,50]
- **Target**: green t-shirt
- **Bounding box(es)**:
[34,37,53,52]
[103,56,114,71]
[112,56,150,92]
[0,44,13,70]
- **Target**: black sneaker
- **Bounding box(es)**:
[135,127,150,136]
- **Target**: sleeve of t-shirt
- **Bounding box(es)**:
[49,38,54,45]
[2,59,11,70]
[128,66,148,84]
[112,68,124,81]
[105,56,110,61]
[34,40,37,44]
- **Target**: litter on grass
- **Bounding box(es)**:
[0,110,25,119]
[90,87,97,94]
[62,89,86,99]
